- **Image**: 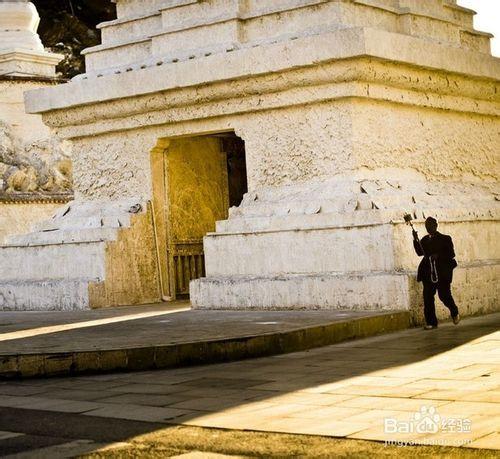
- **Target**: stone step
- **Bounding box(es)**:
[29,200,138,233]
[0,306,411,378]
[151,18,240,58]
[31,214,132,233]
[99,11,162,45]
[217,206,498,234]
[460,29,492,54]
[227,192,497,222]
[442,0,476,28]
[356,0,475,29]
[0,241,106,282]
[190,271,411,310]
[204,223,395,277]
[216,209,391,233]
[49,200,141,218]
[78,40,242,80]
[83,38,153,73]
[232,194,420,216]
[90,0,484,80]
[398,0,470,24]
[0,279,91,311]
[228,196,371,218]
[238,181,498,207]
[159,0,327,30]
[114,0,174,20]
[4,228,119,247]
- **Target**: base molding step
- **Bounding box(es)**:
[191,272,411,310]
[0,280,92,311]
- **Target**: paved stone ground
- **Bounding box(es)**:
[0,302,386,354]
[0,312,498,456]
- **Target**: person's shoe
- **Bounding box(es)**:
[424,324,438,330]
[452,314,461,325]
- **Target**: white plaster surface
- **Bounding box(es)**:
[0,242,106,282]
[191,271,411,311]
[203,225,395,277]
[0,280,90,311]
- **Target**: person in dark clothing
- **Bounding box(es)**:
[413,217,460,329]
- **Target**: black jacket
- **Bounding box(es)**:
[413,232,457,284]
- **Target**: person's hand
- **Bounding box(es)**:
[430,253,438,261]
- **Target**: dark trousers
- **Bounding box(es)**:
[423,281,459,326]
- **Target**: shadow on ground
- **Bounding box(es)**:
[0,313,497,456]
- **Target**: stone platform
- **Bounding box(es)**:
[0,303,410,379]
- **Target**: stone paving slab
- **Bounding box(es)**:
[0,312,497,453]
[0,303,410,378]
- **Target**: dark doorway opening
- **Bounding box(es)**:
[151,132,248,300]
[221,135,248,208]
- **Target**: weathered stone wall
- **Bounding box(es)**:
[351,100,500,183]
[0,200,63,243]
[62,94,499,198]
[393,220,500,271]
[34,52,499,196]
[70,130,155,201]
[234,101,354,190]
[88,204,162,308]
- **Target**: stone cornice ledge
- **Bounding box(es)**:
[0,49,64,65]
[0,74,65,83]
[0,192,73,204]
[25,27,500,115]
